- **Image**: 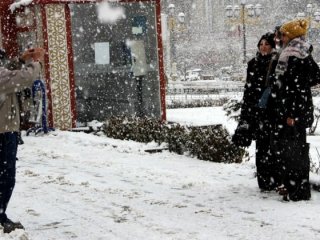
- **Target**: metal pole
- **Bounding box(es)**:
[242,4,247,63]
[308,13,312,41]
[169,16,176,79]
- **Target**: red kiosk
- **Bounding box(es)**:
[0,0,166,130]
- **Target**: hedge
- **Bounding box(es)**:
[104,116,246,163]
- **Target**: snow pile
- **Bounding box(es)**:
[87,120,104,131]
[97,0,126,24]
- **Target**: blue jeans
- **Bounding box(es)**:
[0,132,18,222]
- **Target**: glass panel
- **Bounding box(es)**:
[17,31,36,52]
[69,2,160,123]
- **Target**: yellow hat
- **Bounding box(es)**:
[280,18,309,40]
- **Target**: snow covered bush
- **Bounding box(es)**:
[223,97,242,121]
[167,98,229,109]
[104,116,163,143]
[166,124,188,155]
[104,116,245,163]
[309,98,320,135]
[187,126,245,163]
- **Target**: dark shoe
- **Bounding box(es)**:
[276,185,288,196]
[1,218,24,233]
[282,195,289,202]
[312,183,320,191]
[288,187,311,202]
[287,180,311,201]
[275,185,289,201]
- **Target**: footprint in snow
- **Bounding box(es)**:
[26,209,40,216]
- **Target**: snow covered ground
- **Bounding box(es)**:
[3,107,320,240]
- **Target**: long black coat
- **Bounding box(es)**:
[237,52,283,190]
[267,50,320,200]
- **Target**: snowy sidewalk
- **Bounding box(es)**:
[3,130,320,240]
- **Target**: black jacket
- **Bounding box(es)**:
[268,55,320,128]
[240,52,273,128]
[232,52,275,147]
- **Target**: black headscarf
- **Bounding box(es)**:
[257,32,276,49]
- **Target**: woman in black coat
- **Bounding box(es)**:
[233,32,281,191]
[268,18,320,201]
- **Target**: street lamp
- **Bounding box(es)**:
[177,12,185,24]
[314,11,320,22]
[225,1,263,63]
[168,4,177,80]
[296,3,320,61]
[307,3,313,16]
[167,3,186,81]
[296,3,320,40]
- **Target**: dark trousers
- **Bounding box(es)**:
[256,132,281,190]
[0,132,18,222]
[272,125,310,200]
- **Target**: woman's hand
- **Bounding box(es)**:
[20,48,45,63]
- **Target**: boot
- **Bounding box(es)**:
[1,218,24,233]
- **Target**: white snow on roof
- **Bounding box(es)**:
[9,0,33,13]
